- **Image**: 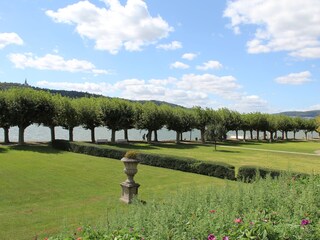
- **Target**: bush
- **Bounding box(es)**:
[237,165,309,182]
[52,140,236,180]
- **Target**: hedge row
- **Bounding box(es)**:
[52,140,236,180]
[237,166,309,182]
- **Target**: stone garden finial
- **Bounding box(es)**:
[120,151,140,204]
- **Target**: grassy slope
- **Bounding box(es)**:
[0,144,227,240]
[108,141,320,174]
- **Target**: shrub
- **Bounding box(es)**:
[52,140,236,180]
[124,150,139,159]
[237,165,309,182]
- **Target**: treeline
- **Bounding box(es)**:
[0,88,319,145]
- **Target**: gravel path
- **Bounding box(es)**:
[219,145,320,156]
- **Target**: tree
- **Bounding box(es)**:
[316,116,320,137]
[165,107,196,143]
[205,122,226,151]
[100,98,126,143]
[266,114,278,142]
[192,106,213,143]
[35,91,58,142]
[0,91,11,143]
[240,113,251,141]
[118,100,136,142]
[134,102,167,143]
[78,97,102,143]
[301,118,317,140]
[59,97,80,142]
[6,88,44,144]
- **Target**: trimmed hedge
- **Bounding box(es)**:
[52,140,236,180]
[238,165,309,182]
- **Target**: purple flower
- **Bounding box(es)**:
[207,234,216,240]
[223,237,229,240]
[301,219,310,226]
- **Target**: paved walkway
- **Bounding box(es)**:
[219,145,320,156]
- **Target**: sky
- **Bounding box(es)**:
[0,0,320,113]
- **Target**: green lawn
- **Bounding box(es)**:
[0,144,228,240]
[108,140,320,174]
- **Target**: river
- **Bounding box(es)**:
[0,124,315,143]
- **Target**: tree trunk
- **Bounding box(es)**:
[256,130,260,140]
[147,129,152,143]
[285,131,288,140]
[274,131,278,139]
[201,129,205,143]
[281,131,285,140]
[124,129,129,141]
[236,130,239,140]
[250,130,253,140]
[180,132,183,141]
[69,127,74,142]
[50,126,55,142]
[176,131,180,143]
[243,130,246,142]
[3,126,10,144]
[111,129,116,143]
[91,128,95,143]
[304,131,308,140]
[153,130,158,142]
[263,131,267,140]
[18,126,25,145]
[269,131,273,143]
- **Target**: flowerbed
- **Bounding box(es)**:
[48,174,320,240]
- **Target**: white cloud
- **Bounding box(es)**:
[156,41,182,50]
[46,0,173,54]
[224,0,320,58]
[170,61,189,69]
[177,73,240,97]
[0,32,23,49]
[8,53,109,75]
[275,71,312,85]
[232,95,269,113]
[196,60,223,71]
[35,73,268,111]
[36,81,112,94]
[182,53,198,61]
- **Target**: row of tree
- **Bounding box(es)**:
[0,88,319,145]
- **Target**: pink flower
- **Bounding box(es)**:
[207,234,216,240]
[77,227,82,232]
[234,218,242,223]
[301,219,310,226]
[223,237,229,240]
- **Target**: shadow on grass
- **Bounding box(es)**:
[0,147,9,153]
[215,149,240,154]
[9,143,63,154]
[107,143,159,150]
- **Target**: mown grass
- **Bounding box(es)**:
[0,144,229,240]
[108,140,320,174]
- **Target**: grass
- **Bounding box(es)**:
[107,140,320,174]
[0,144,229,240]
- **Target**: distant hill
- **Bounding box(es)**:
[0,81,180,107]
[278,110,320,118]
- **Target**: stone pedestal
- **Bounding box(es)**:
[120,182,140,204]
[120,157,140,204]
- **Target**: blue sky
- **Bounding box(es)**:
[0,0,319,113]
